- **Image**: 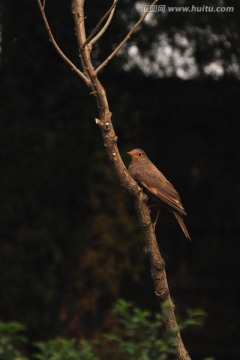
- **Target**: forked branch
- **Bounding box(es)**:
[36,0,90,86]
[96,0,158,73]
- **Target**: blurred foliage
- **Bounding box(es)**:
[125,0,240,78]
[0,299,207,360]
[104,299,178,359]
[0,322,27,360]
[34,339,99,360]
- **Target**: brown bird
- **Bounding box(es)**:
[127,148,191,241]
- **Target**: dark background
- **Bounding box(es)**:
[0,1,240,359]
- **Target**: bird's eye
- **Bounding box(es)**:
[138,152,142,156]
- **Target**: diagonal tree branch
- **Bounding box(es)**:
[36,0,90,87]
[72,2,191,359]
[86,0,118,49]
[96,0,158,74]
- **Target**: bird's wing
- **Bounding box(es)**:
[132,162,186,215]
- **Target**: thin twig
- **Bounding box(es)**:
[36,0,90,86]
[96,0,158,74]
[88,0,118,49]
[72,0,109,114]
[76,0,87,44]
[83,0,118,46]
[72,0,94,83]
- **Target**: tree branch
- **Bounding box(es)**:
[134,194,191,359]
[72,0,112,116]
[85,0,118,49]
[96,0,158,74]
[72,2,191,359]
[38,1,192,358]
[36,0,90,87]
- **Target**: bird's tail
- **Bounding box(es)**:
[173,211,191,241]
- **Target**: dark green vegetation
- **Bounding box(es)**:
[0,1,240,359]
[0,299,206,360]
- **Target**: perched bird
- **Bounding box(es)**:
[127,148,191,240]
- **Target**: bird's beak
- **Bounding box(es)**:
[127,150,135,157]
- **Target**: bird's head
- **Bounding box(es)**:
[127,148,147,163]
